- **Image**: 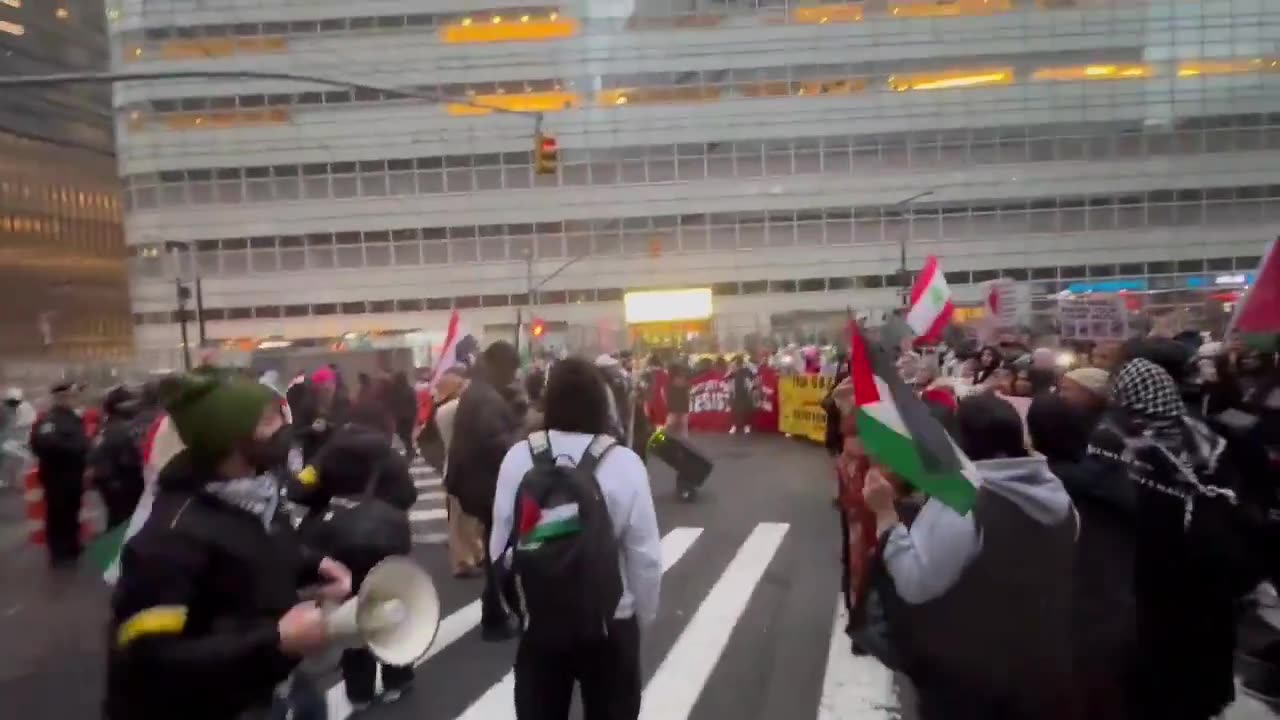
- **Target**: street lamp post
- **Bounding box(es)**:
[892,190,937,306]
[517,251,590,355]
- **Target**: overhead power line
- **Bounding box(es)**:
[0,69,542,120]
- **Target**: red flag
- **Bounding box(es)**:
[1232,238,1280,335]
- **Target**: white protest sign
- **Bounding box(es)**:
[1057,294,1131,341]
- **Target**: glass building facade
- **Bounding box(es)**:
[109,0,1278,364]
[1,0,132,366]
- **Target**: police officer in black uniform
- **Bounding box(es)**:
[88,385,149,530]
[30,381,88,568]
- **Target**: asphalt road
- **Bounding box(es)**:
[1,434,1276,720]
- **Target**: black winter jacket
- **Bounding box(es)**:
[105,451,323,720]
[445,379,522,520]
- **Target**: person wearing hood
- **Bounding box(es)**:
[106,368,353,720]
[1028,394,1137,720]
[1107,359,1261,720]
[861,393,1077,720]
[289,399,417,710]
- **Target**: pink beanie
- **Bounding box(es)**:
[311,367,336,388]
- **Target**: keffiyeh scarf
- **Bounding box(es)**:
[203,473,281,529]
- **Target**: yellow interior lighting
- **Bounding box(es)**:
[794,78,870,96]
[441,16,578,43]
[889,0,1013,18]
[1177,58,1264,77]
[162,108,290,130]
[598,87,722,107]
[447,91,580,116]
[792,4,864,24]
[889,68,1014,91]
[1032,64,1153,81]
[0,20,25,36]
[0,0,20,9]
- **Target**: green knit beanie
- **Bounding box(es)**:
[160,367,276,464]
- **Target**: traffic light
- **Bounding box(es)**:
[534,132,558,175]
[531,318,546,338]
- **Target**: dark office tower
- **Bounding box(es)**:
[0,0,132,370]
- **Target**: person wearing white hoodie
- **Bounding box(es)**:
[861,393,1078,720]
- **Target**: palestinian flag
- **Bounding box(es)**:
[85,523,128,575]
[849,322,979,513]
[1230,237,1280,336]
[517,499,581,549]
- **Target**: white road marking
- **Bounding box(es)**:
[452,526,706,720]
[414,478,442,489]
[816,599,896,720]
[410,508,447,522]
[417,490,446,502]
[412,531,448,545]
[639,522,790,720]
[325,594,487,720]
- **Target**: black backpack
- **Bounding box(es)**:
[296,459,412,583]
[508,431,624,649]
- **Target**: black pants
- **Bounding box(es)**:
[42,475,82,565]
[514,617,642,720]
[340,648,414,704]
[481,518,521,628]
[100,481,143,530]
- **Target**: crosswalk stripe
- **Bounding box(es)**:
[410,508,447,522]
[452,526,705,720]
[417,490,446,502]
[817,599,896,720]
[409,465,438,476]
[412,531,448,545]
[639,522,790,720]
[325,589,487,720]
[414,478,442,489]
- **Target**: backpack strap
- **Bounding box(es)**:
[575,434,618,477]
[527,430,555,467]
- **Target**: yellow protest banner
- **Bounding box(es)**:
[778,374,834,444]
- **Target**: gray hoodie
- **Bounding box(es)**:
[883,456,1076,604]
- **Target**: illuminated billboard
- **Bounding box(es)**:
[623,288,713,324]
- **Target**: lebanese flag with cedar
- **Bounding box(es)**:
[905,256,955,344]
[1232,238,1280,335]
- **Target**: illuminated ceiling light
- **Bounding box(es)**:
[133,47,143,57]
[521,14,531,22]
[0,20,25,36]
[460,17,472,25]
[55,7,69,19]
[491,15,502,23]
[614,95,628,105]
[549,11,559,20]
[1084,65,1116,76]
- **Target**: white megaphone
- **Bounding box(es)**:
[324,556,441,666]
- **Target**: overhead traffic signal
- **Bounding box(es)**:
[531,318,546,338]
[534,132,558,175]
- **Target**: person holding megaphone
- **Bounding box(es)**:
[105,368,353,720]
[290,399,418,711]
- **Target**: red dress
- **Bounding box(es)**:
[836,447,877,620]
